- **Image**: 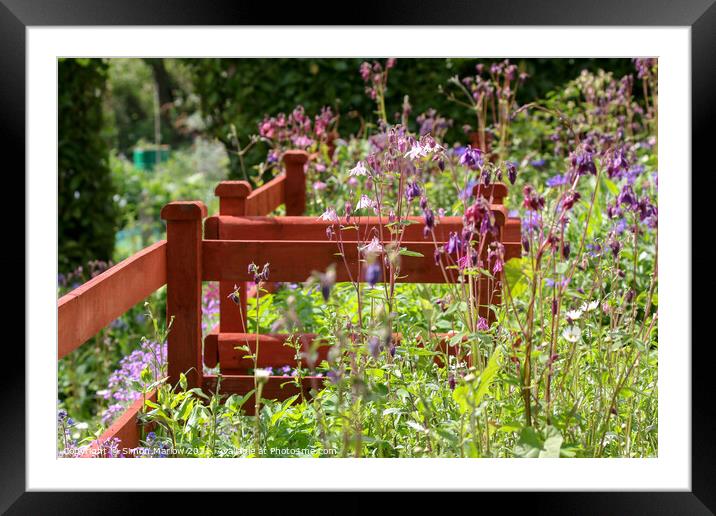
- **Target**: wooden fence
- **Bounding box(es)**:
[57,149,521,456]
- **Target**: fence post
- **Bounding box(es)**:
[283,150,309,216]
[214,181,252,333]
[161,201,207,388]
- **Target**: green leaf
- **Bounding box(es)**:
[504,257,528,298]
[399,248,425,258]
[140,366,153,385]
[541,426,564,458]
[452,384,471,415]
[514,425,563,458]
[474,345,503,406]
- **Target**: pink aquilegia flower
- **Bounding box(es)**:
[349,161,369,176]
[318,207,339,223]
[355,194,376,211]
[360,237,383,255]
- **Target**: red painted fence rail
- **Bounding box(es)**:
[57,240,167,359]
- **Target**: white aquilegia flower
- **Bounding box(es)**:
[581,300,600,312]
[318,207,339,223]
[254,368,271,384]
[404,144,428,160]
[360,236,383,255]
[562,325,582,343]
[565,308,583,321]
[349,161,369,176]
[355,194,376,210]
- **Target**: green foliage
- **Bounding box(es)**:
[58,58,119,273]
[103,58,199,155]
[110,139,225,260]
[186,58,634,179]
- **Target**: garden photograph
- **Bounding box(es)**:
[57,57,658,460]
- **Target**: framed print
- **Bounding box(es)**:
[2,0,713,512]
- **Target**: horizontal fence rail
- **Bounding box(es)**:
[245,174,285,215]
[208,331,472,374]
[201,239,517,284]
[58,240,168,359]
[205,212,513,241]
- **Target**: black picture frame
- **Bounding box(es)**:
[3,0,711,512]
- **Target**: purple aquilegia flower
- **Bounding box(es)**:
[506,161,518,185]
[606,147,630,179]
[608,234,622,259]
[365,262,382,287]
[522,185,545,211]
[446,232,461,255]
[367,336,381,359]
[617,185,637,209]
[561,190,581,211]
[405,181,422,202]
[570,146,597,176]
[319,266,336,301]
[459,146,483,170]
[488,242,505,275]
[423,209,435,232]
[606,201,623,219]
[477,317,489,331]
[248,262,270,283]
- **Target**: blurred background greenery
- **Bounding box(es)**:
[58,57,634,275]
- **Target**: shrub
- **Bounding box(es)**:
[58,58,118,273]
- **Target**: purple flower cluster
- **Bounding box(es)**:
[248,262,270,283]
[460,59,527,105]
[607,183,658,229]
[202,282,220,334]
[258,105,337,151]
[633,58,657,80]
[416,108,453,139]
[99,339,166,426]
[465,196,498,238]
[360,59,395,100]
[58,259,112,292]
[522,185,545,211]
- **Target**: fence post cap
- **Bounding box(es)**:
[215,180,252,198]
[161,201,207,221]
[282,149,309,165]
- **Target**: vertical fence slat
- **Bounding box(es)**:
[214,181,251,333]
[161,201,206,388]
[283,150,308,216]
